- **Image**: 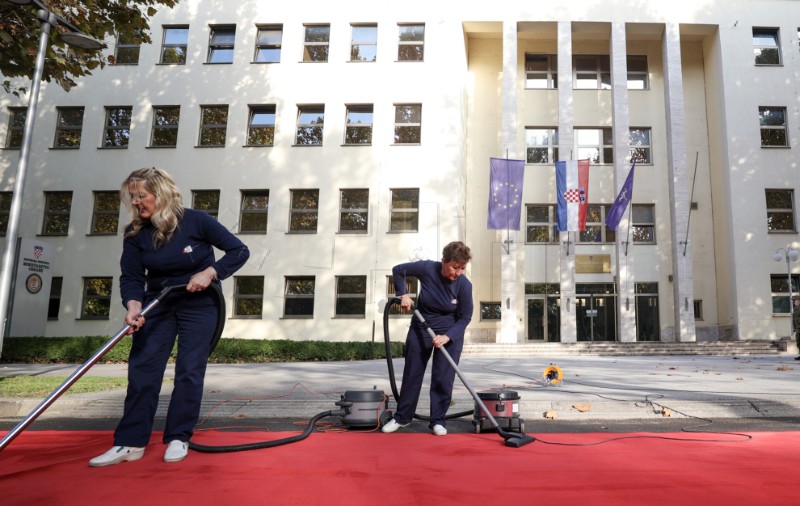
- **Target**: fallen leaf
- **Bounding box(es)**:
[661,407,672,417]
[736,377,743,381]
[572,403,592,413]
[544,410,558,419]
[777,366,793,371]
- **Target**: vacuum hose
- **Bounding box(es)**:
[382,298,474,421]
[188,410,345,453]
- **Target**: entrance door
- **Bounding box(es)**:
[636,295,660,341]
[526,296,545,341]
[576,294,617,342]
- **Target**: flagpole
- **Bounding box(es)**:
[681,151,699,256]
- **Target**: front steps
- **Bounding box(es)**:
[461,340,785,357]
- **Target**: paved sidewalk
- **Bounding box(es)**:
[1,353,799,424]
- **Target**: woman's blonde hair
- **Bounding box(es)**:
[120,167,183,248]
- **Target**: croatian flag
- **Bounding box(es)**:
[487,157,525,230]
[555,159,590,232]
[605,160,636,231]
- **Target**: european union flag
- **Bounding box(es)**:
[487,157,525,230]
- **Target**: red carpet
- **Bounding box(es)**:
[0,430,795,505]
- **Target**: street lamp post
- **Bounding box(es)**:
[0,0,105,357]
[773,245,799,339]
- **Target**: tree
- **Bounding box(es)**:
[0,0,178,96]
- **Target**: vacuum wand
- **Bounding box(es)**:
[0,284,186,453]
[412,308,536,448]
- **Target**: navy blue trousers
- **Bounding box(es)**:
[114,290,217,447]
[394,324,464,428]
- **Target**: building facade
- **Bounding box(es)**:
[0,0,798,347]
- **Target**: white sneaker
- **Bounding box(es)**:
[381,419,409,433]
[164,440,188,463]
[431,424,447,436]
[88,445,145,467]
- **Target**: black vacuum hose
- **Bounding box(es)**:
[382,298,474,421]
[207,281,225,356]
[188,410,344,453]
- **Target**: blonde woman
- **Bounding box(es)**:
[90,168,249,466]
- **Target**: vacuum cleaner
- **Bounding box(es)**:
[0,282,225,453]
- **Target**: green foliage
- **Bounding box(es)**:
[0,0,179,95]
[0,337,405,364]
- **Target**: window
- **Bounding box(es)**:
[234,276,263,318]
[81,277,112,319]
[247,105,276,146]
[240,190,269,234]
[90,191,120,235]
[627,55,649,90]
[525,128,558,163]
[394,104,421,144]
[339,189,369,233]
[151,106,180,147]
[192,190,220,218]
[295,105,324,145]
[398,24,424,61]
[759,106,788,147]
[629,128,652,164]
[48,276,62,320]
[766,189,796,232]
[113,31,141,65]
[207,25,235,64]
[632,204,656,243]
[573,55,611,89]
[284,276,315,317]
[54,107,84,148]
[335,275,367,317]
[198,105,229,147]
[351,24,377,62]
[772,274,799,314]
[693,300,703,321]
[289,189,319,233]
[42,191,72,236]
[480,302,502,321]
[102,107,132,148]
[160,26,189,64]
[525,54,557,89]
[579,205,615,243]
[0,192,11,236]
[753,28,781,65]
[575,128,613,164]
[635,282,660,342]
[254,25,282,63]
[387,275,418,315]
[303,25,330,62]
[5,107,26,148]
[390,189,419,232]
[525,205,558,243]
[345,105,373,145]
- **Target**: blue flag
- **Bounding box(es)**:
[606,161,636,231]
[487,157,525,230]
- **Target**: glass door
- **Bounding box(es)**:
[526,296,545,340]
[576,284,617,342]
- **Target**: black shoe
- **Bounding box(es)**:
[795,355,800,360]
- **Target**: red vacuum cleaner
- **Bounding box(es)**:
[411,308,536,448]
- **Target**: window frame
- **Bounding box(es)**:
[389,188,419,232]
[150,105,181,147]
[254,24,282,63]
[284,276,315,318]
[246,105,276,146]
[524,54,558,89]
[48,276,62,320]
[350,24,377,62]
[302,24,330,62]
[759,106,788,147]
[207,24,236,64]
[198,105,229,147]
[335,275,367,317]
[573,54,611,90]
[344,104,374,145]
[397,23,424,61]
[288,189,319,233]
[575,127,613,165]
[89,191,120,236]
[629,127,652,164]
[766,189,796,233]
[113,31,141,65]
[393,104,421,144]
[771,273,800,314]
[192,190,220,218]
[234,276,264,318]
[480,302,502,321]
[102,106,132,149]
[80,276,113,320]
[525,127,559,164]
[525,204,558,244]
[753,27,781,65]
[53,106,84,149]
[295,105,325,145]
[0,191,12,236]
[239,190,269,234]
[339,188,369,233]
[387,275,419,315]
[626,55,649,90]
[160,25,189,65]
[577,204,616,244]
[632,204,656,243]
[42,191,73,236]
